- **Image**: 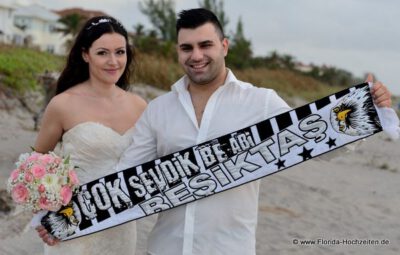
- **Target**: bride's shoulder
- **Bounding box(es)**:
[124,90,148,110]
[46,87,83,114]
[51,84,87,103]
[47,92,72,108]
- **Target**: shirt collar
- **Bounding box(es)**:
[171,68,238,94]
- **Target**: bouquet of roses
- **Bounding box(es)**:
[6,151,79,212]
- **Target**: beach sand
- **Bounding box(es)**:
[1,105,399,255]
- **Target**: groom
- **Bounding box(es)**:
[117,8,393,255]
[39,8,393,254]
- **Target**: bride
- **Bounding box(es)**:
[34,16,146,254]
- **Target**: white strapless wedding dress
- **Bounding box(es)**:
[44,122,137,255]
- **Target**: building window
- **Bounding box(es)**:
[13,35,23,45]
[49,24,57,33]
[47,45,55,54]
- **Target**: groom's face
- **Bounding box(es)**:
[176,22,229,87]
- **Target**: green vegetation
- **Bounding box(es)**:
[0,0,359,103]
[0,44,348,104]
[133,52,183,90]
[139,0,176,42]
[31,0,359,102]
[134,52,347,102]
[233,68,344,102]
[0,44,64,92]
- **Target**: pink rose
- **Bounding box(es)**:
[10,169,20,181]
[54,157,62,165]
[39,154,53,165]
[11,183,29,204]
[19,162,28,171]
[39,197,61,212]
[27,152,41,162]
[60,186,72,205]
[38,184,46,193]
[39,198,60,211]
[69,170,79,185]
[39,197,60,211]
[39,197,50,210]
[31,165,46,179]
[24,173,34,183]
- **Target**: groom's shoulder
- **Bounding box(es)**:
[147,90,176,108]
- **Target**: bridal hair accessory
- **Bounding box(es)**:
[86,18,123,30]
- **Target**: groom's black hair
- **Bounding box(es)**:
[176,8,225,40]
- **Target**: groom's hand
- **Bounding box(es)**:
[366,73,392,108]
[36,225,60,246]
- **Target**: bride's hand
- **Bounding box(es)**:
[36,225,60,246]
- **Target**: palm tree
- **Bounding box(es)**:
[139,0,176,41]
[198,0,229,32]
[265,51,281,69]
[58,13,85,37]
[282,54,295,70]
[57,14,85,50]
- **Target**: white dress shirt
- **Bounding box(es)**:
[118,70,290,255]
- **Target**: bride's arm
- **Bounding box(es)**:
[33,96,64,246]
[34,96,64,153]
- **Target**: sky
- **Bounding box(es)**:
[21,0,400,95]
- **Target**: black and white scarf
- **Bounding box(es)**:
[34,83,399,240]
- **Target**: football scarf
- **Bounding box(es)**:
[36,83,399,240]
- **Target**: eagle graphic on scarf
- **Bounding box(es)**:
[330,86,381,136]
[41,202,81,239]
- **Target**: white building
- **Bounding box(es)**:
[294,62,313,73]
[13,3,68,54]
[0,1,16,44]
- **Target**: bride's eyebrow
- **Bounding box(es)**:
[94,46,126,51]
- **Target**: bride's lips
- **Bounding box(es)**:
[104,68,120,75]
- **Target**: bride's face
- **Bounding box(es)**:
[82,32,127,86]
